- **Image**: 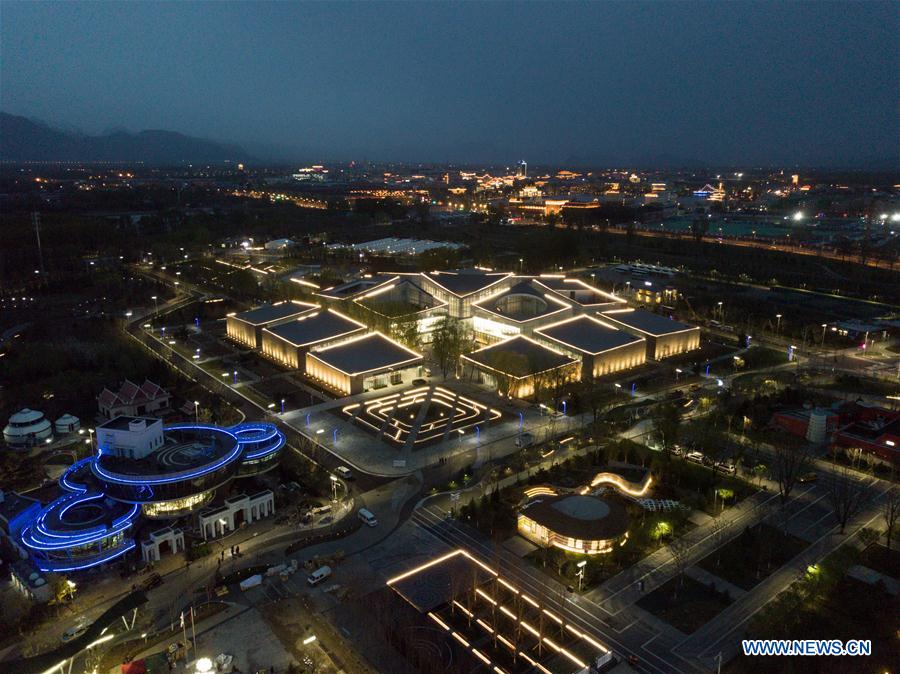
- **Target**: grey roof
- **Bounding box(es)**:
[475,280,570,321]
[426,270,510,296]
[533,276,623,306]
[463,336,576,378]
[264,310,365,347]
[232,301,316,325]
[389,551,494,613]
[98,415,162,431]
[521,494,629,541]
[310,333,422,375]
[536,316,643,354]
[601,309,696,336]
[317,275,397,300]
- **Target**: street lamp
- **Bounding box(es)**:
[151,295,158,316]
[280,398,285,414]
[329,474,338,501]
[775,314,782,333]
[233,370,238,384]
[194,401,200,424]
[821,323,827,345]
[576,559,587,591]
[88,428,95,454]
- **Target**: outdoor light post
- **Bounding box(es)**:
[194,401,199,424]
[821,323,827,346]
[775,314,782,333]
[88,428,95,454]
[151,295,158,316]
[576,559,587,591]
[280,398,285,414]
[329,474,338,502]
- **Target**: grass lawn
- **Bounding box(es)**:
[737,572,899,673]
[637,573,732,634]
[741,346,789,370]
[859,543,900,578]
[697,523,808,591]
[821,373,900,398]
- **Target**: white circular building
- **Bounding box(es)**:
[54,413,81,435]
[3,408,53,448]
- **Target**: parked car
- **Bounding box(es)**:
[798,472,818,483]
[715,461,736,475]
[358,508,378,527]
[307,565,332,586]
[335,466,353,480]
[412,378,428,386]
[61,623,87,643]
[685,451,705,465]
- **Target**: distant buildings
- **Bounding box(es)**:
[98,379,172,419]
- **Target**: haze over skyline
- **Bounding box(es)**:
[2,1,897,167]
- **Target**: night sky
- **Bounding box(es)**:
[2,1,896,166]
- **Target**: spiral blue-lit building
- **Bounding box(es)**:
[19,416,285,572]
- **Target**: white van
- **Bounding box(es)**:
[358,508,378,527]
[307,565,332,586]
[335,466,353,480]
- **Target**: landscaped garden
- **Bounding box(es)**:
[737,542,900,673]
[696,522,808,591]
[637,573,733,634]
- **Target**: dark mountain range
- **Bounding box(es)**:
[0,112,249,164]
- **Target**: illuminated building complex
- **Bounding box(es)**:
[18,416,284,572]
[226,300,318,349]
[261,308,367,371]
[534,315,646,378]
[517,493,629,555]
[600,308,701,360]
[461,336,580,399]
[306,332,424,395]
[234,269,698,399]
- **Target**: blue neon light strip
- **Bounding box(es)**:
[22,492,140,551]
[60,457,94,493]
[35,541,136,573]
[231,423,285,461]
[244,433,285,460]
[91,424,241,485]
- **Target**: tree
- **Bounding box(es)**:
[431,316,467,379]
[882,488,900,550]
[827,464,867,534]
[668,536,692,599]
[654,402,682,462]
[690,217,709,242]
[771,443,811,508]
